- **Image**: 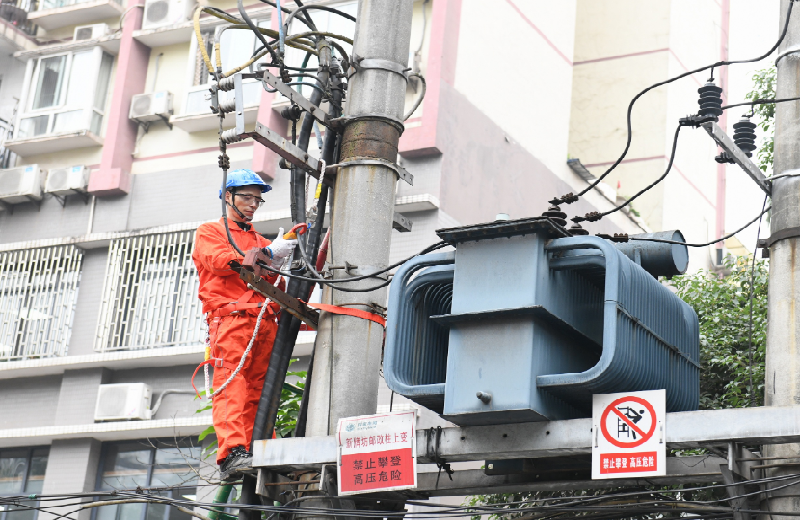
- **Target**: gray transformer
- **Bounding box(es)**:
[383,218,699,426]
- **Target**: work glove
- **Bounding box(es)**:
[263,228,298,270]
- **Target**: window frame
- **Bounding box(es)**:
[17,47,114,140]
[0,446,50,520]
[91,439,202,520]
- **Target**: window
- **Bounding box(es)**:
[0,246,83,361]
[94,232,204,352]
[94,440,200,520]
[183,22,268,116]
[38,0,119,11]
[18,48,114,139]
[0,447,49,520]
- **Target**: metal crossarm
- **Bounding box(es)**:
[260,69,331,126]
[701,121,772,195]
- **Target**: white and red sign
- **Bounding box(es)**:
[336,410,417,495]
[592,390,665,479]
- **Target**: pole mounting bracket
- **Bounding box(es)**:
[326,158,413,185]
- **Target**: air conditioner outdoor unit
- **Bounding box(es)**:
[0,164,43,204]
[95,383,152,422]
[45,165,89,196]
[129,91,174,123]
[73,23,109,41]
[142,0,194,30]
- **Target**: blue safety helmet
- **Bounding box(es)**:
[218,169,273,199]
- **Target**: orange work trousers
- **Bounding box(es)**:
[210,312,277,464]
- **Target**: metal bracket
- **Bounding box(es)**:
[349,54,410,81]
[234,73,245,135]
[328,114,406,135]
[238,122,325,178]
[763,225,800,250]
[700,121,771,195]
[776,44,800,65]
[327,158,413,185]
[261,69,331,127]
[393,212,413,232]
[230,259,319,328]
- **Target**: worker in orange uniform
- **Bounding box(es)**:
[192,169,297,478]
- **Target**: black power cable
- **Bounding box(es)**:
[573,124,682,223]
[629,204,771,247]
[550,0,799,207]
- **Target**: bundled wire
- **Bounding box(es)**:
[11,470,800,520]
[550,0,799,207]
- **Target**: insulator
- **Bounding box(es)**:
[732,116,757,157]
[218,77,235,92]
[220,128,243,144]
[697,81,723,118]
[542,205,567,227]
[218,98,236,114]
[714,152,734,164]
[569,222,589,236]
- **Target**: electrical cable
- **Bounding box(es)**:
[722,96,800,111]
[251,240,448,287]
[405,73,426,120]
[29,472,800,520]
[237,0,281,70]
[550,0,799,207]
[629,204,771,247]
[574,124,681,223]
[748,193,769,407]
[283,4,356,31]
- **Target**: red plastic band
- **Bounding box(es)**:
[306,302,386,327]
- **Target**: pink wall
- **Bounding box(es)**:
[87,0,150,196]
[398,0,461,158]
[251,8,287,180]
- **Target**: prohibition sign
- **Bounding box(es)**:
[600,396,657,449]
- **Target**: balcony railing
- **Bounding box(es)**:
[0,0,37,36]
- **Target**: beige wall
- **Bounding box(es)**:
[569,0,726,271]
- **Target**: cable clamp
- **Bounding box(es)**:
[348,54,411,82]
[326,158,413,185]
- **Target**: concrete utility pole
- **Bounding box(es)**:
[765,0,800,514]
[305,0,414,436]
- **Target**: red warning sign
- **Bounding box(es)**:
[336,411,417,495]
[600,396,657,448]
[592,390,665,479]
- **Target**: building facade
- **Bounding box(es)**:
[0,0,730,516]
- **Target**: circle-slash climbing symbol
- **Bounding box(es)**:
[599,396,657,448]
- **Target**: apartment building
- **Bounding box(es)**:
[0,0,730,516]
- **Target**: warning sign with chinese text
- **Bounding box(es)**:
[592,390,665,479]
[337,410,417,495]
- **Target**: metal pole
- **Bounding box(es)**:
[764,0,800,514]
[305,0,414,436]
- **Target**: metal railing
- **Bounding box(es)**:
[94,231,205,353]
[0,245,83,361]
[0,0,37,36]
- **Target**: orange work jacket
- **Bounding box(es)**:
[193,218,279,314]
